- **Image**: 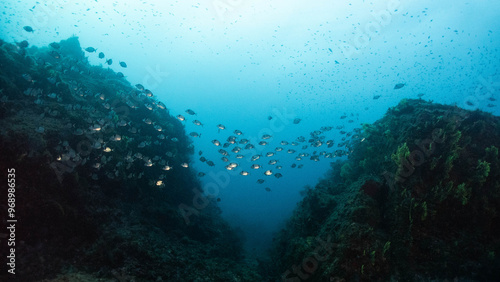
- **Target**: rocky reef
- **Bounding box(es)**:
[272,99,500,281]
[0,38,261,281]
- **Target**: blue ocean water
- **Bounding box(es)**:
[1,0,499,258]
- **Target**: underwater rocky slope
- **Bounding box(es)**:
[272,99,500,281]
[0,38,262,281]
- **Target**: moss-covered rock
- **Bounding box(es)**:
[0,38,260,281]
[271,99,500,281]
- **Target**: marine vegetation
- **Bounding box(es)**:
[0,38,261,281]
[271,99,500,281]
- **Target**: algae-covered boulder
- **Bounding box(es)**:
[0,38,261,281]
[272,99,500,281]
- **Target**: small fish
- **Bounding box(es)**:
[110,134,121,141]
[251,155,261,161]
[117,72,124,78]
[85,47,97,53]
[23,26,34,32]
[185,109,196,115]
[251,164,261,169]
[394,83,405,89]
[218,149,229,156]
[417,93,425,98]
[327,140,334,148]
[264,170,273,176]
[198,172,206,177]
[275,147,283,152]
[117,120,129,127]
[291,163,297,168]
[106,59,113,65]
[268,160,278,165]
[207,161,215,166]
[373,95,381,100]
[157,102,166,110]
[240,171,249,176]
[119,61,127,68]
[193,120,203,126]
[49,50,61,59]
[268,116,273,120]
[199,157,206,162]
[320,126,333,131]
[176,115,185,121]
[49,42,60,49]
[293,118,301,124]
[340,115,347,119]
[259,141,268,146]
[189,132,201,138]
[181,163,189,168]
[266,152,275,157]
[265,187,271,192]
[212,139,220,146]
[245,144,255,149]
[234,130,243,135]
[262,134,272,139]
[280,141,289,145]
[257,179,265,184]
[274,173,283,178]
[217,124,226,130]
[98,52,105,59]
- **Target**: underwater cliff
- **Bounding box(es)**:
[272,99,500,281]
[1,36,499,282]
[0,38,262,281]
